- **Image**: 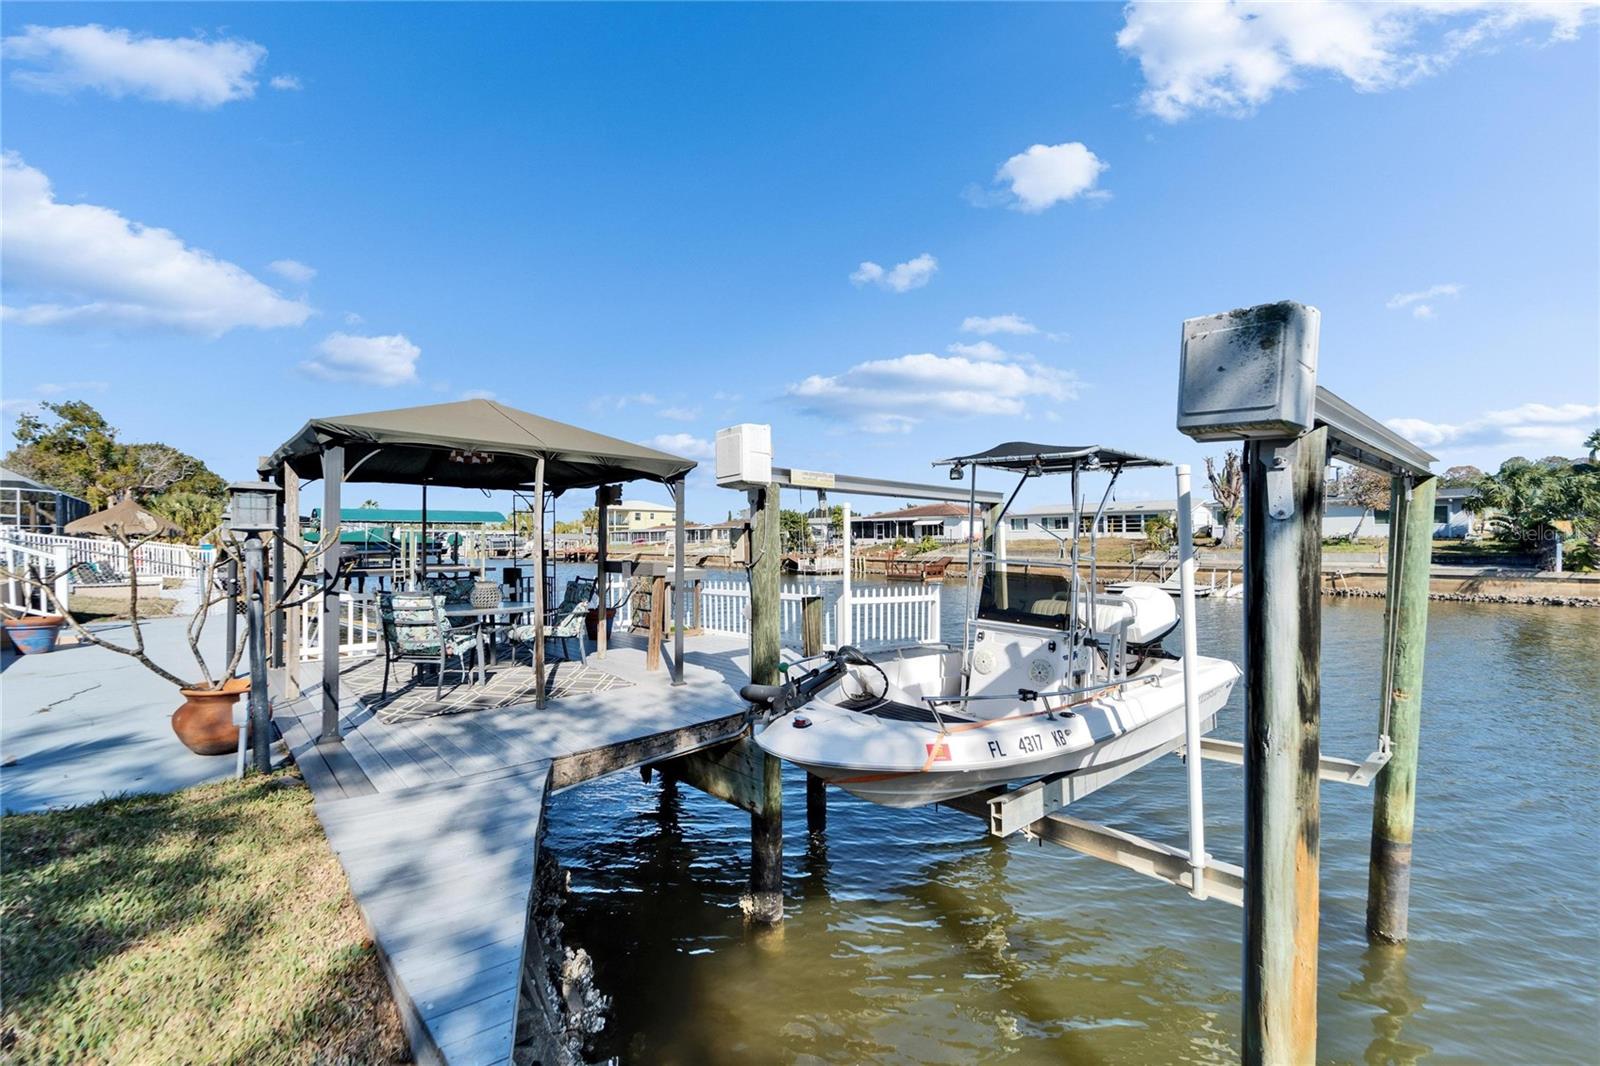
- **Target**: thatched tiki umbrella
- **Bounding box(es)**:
[65,496,181,538]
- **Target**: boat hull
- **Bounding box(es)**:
[754,655,1239,808]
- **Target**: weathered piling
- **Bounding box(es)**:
[747,482,784,922]
[801,594,827,835]
[1367,474,1437,943]
[1241,427,1327,1066]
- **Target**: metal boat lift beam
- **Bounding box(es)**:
[1315,386,1436,478]
[771,466,1003,506]
[1191,737,1394,788]
[944,793,1245,908]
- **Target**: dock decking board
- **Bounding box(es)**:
[277,634,752,1065]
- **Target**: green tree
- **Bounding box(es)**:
[829,504,845,536]
[5,401,227,521]
[1465,447,1600,570]
[360,499,381,509]
[1143,512,1177,552]
[1335,466,1392,541]
[1439,465,1485,488]
[779,509,813,552]
[151,491,225,542]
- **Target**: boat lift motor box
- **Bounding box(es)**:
[1177,301,1320,442]
[716,423,773,490]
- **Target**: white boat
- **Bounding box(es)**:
[746,442,1241,809]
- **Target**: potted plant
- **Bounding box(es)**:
[2,613,67,655]
[19,502,341,756]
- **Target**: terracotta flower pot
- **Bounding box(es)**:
[2,615,65,655]
[172,677,254,756]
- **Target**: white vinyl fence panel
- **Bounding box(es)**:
[699,579,941,649]
[1,529,208,580]
[298,590,383,661]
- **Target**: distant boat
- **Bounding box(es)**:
[783,552,844,575]
[1105,574,1214,598]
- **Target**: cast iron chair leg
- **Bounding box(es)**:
[382,656,391,700]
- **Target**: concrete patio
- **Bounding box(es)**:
[1,613,239,813]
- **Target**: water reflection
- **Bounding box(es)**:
[1338,944,1431,1066]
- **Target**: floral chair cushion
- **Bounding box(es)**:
[381,591,476,657]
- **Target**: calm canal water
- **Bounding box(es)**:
[544,573,1600,1064]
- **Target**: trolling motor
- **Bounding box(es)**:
[740,645,877,716]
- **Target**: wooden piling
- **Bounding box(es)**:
[1241,427,1326,1066]
[747,483,784,922]
[1366,474,1436,943]
[801,594,827,835]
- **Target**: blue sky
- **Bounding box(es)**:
[3,2,1597,522]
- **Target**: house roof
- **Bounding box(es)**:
[0,464,83,498]
[855,502,970,521]
[265,398,697,494]
[1013,499,1186,517]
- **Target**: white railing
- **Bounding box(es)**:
[842,584,941,645]
[699,580,941,649]
[299,590,383,661]
[1,539,70,616]
[0,529,209,580]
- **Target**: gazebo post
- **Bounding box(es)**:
[670,475,686,685]
[595,486,609,659]
[319,445,345,743]
[269,463,287,669]
[533,457,547,709]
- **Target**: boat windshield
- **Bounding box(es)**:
[975,560,1075,629]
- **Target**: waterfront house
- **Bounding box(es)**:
[851,502,980,544]
[607,499,676,544]
[1319,486,1480,540]
[1007,499,1211,540]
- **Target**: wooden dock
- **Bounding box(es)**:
[274,632,751,1065]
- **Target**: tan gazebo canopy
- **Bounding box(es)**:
[64,496,181,538]
[265,398,697,493]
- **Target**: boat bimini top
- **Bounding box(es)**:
[934,441,1169,475]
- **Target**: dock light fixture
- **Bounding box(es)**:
[948,462,966,481]
[226,482,282,534]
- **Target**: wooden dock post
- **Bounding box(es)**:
[1241,427,1326,1066]
[1366,474,1437,943]
[319,445,344,743]
[748,482,784,922]
[800,593,827,836]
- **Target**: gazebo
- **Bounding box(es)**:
[261,398,698,741]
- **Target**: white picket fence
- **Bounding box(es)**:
[0,529,210,580]
[699,579,941,648]
[1,537,70,616]
[298,590,383,661]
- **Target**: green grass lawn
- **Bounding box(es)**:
[1,772,409,1064]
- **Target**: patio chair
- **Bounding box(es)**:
[377,590,479,700]
[508,577,594,665]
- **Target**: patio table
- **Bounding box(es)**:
[444,601,540,681]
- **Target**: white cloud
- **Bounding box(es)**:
[35,380,109,395]
[786,351,1079,434]
[2,24,266,108]
[988,142,1109,212]
[659,405,700,421]
[268,258,316,285]
[0,153,310,335]
[850,253,938,293]
[1118,1,1598,122]
[947,340,1009,361]
[1388,402,1599,458]
[301,332,421,386]
[343,311,364,326]
[961,314,1039,336]
[647,432,714,459]
[1386,282,1461,317]
[269,74,301,91]
[461,388,496,401]
[589,392,658,412]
